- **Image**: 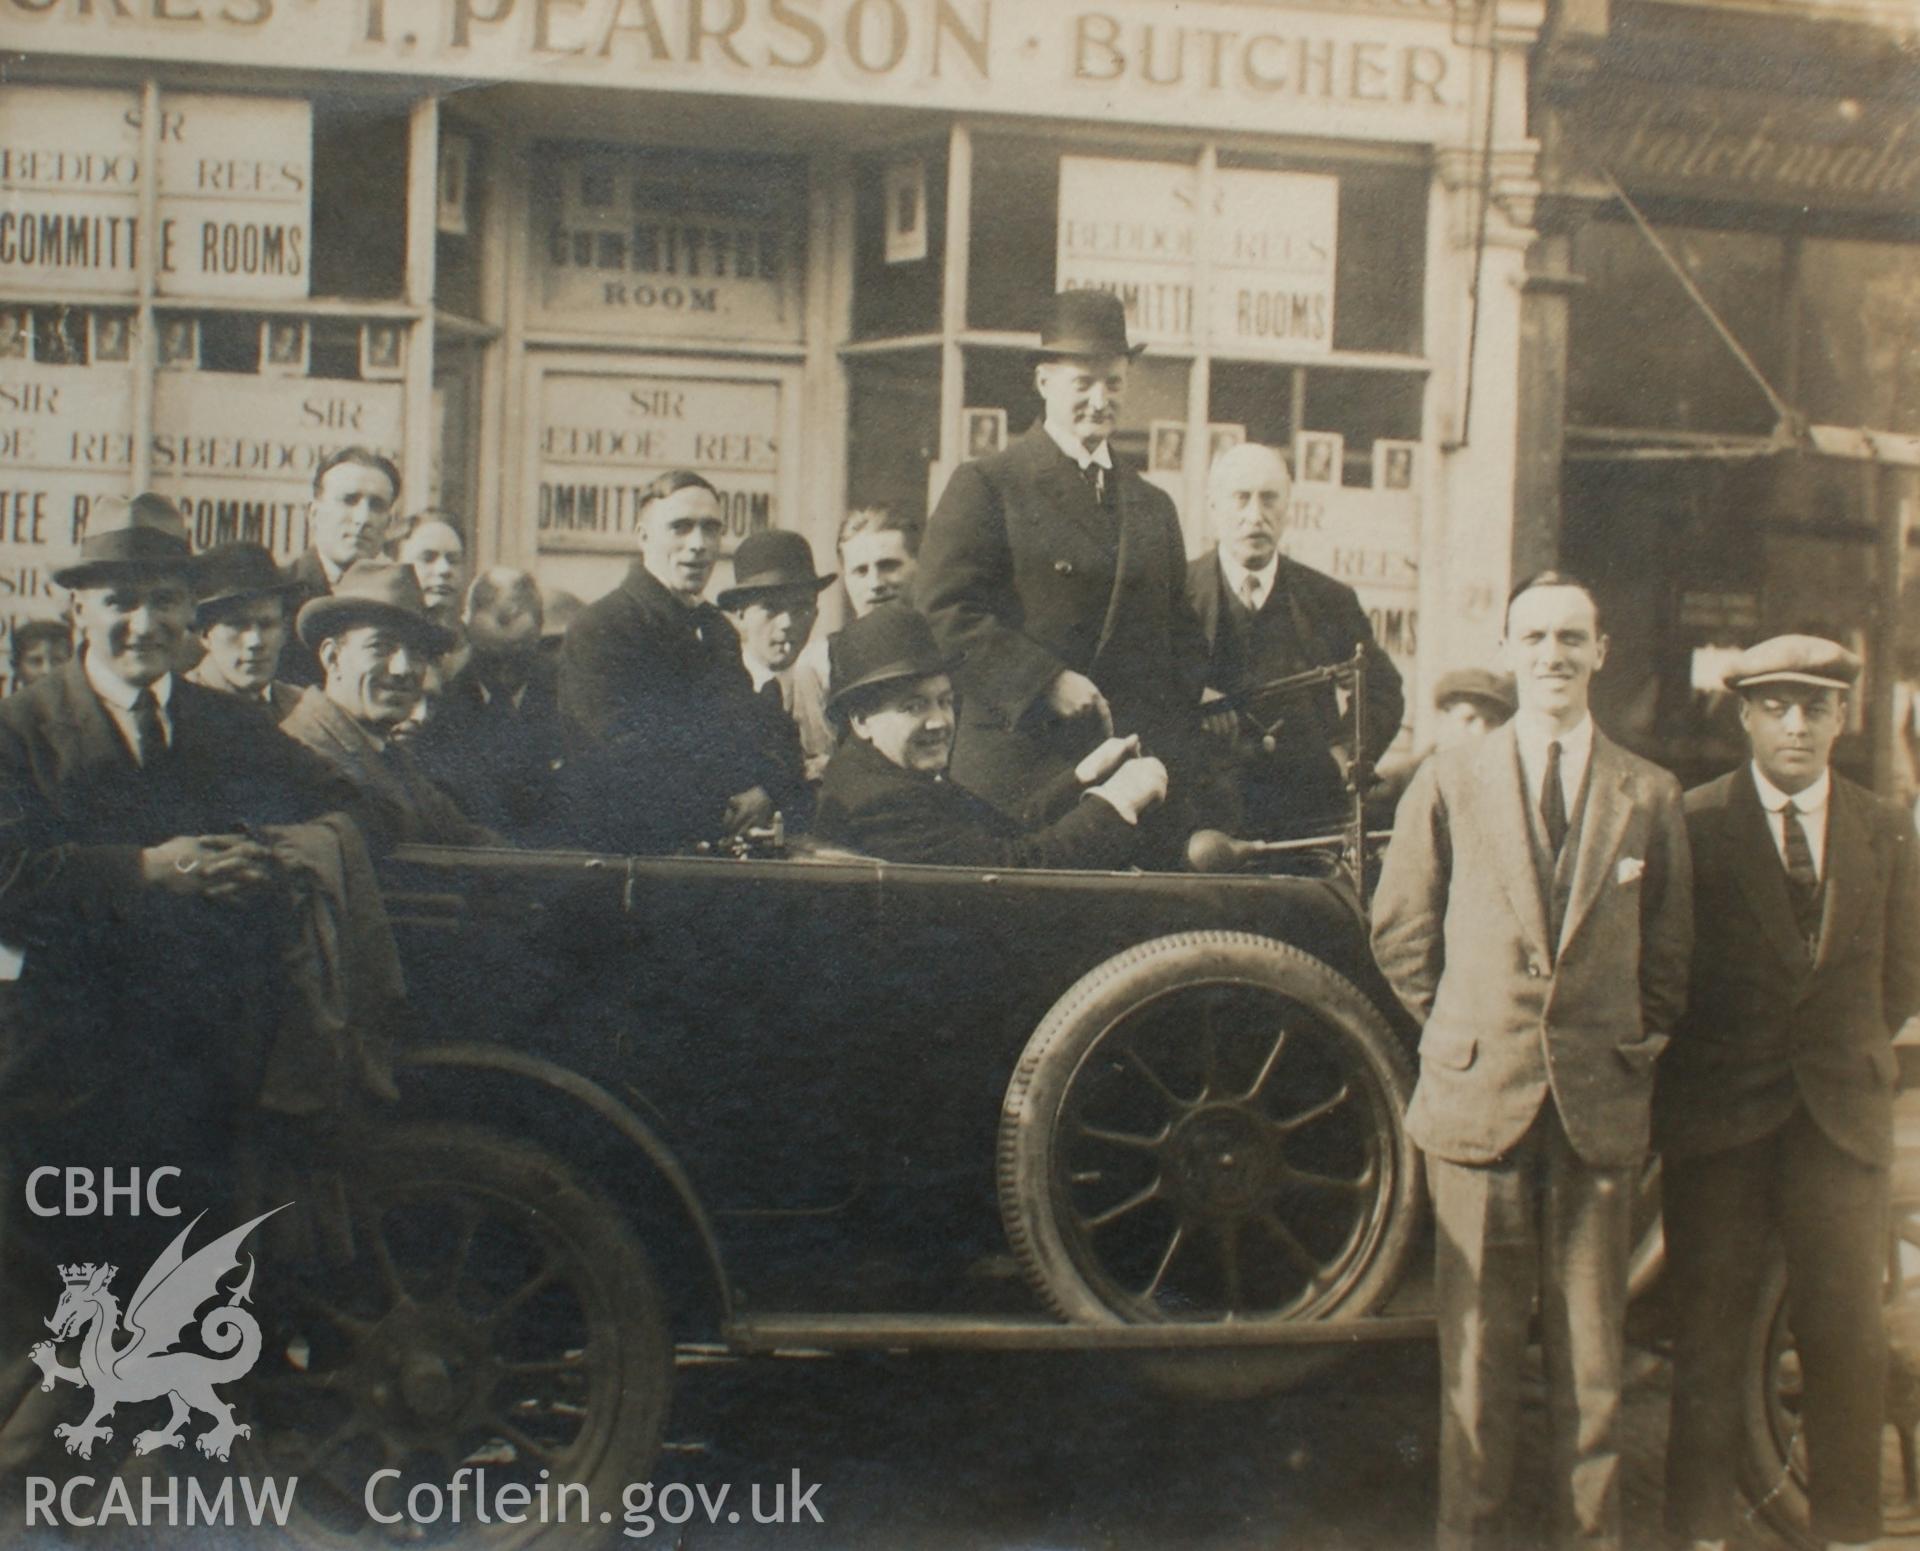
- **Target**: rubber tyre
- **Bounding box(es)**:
[244,1122,671,1549]
[998,931,1421,1398]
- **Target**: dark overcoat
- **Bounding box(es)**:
[920,428,1209,815]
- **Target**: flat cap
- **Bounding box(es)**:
[1433,667,1516,716]
[1723,634,1861,693]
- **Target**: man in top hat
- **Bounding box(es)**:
[280,561,495,852]
[1371,570,1692,1551]
[281,446,403,687]
[718,528,834,827]
[919,290,1222,837]
[1656,635,1920,1551]
[814,604,1169,868]
[1188,441,1405,838]
[187,541,302,721]
[0,494,355,1296]
[559,469,786,851]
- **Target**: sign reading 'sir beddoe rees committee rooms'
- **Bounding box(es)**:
[20,1169,826,1539]
[9,0,1473,148]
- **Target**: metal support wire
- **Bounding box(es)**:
[1602,172,1800,432]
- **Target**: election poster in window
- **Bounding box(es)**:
[533,363,791,565]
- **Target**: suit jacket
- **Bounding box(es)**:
[1654,768,1920,1168]
[1187,550,1405,766]
[920,427,1210,813]
[184,665,302,724]
[413,657,565,843]
[1371,722,1693,1168]
[278,550,334,688]
[557,562,776,850]
[280,687,496,852]
[814,736,1140,871]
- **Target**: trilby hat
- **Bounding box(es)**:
[1722,634,1861,693]
[827,603,953,714]
[52,494,193,589]
[715,529,834,612]
[193,541,297,624]
[297,560,454,655]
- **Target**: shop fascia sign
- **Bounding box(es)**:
[0,87,311,299]
[12,0,1471,145]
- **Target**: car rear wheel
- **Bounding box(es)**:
[997,932,1421,1397]
[244,1122,671,1548]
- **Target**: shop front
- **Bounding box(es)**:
[5,0,1548,741]
[1535,0,1920,793]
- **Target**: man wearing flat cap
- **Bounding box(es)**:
[1657,634,1920,1551]
[919,291,1220,842]
[0,495,356,1297]
[719,528,834,827]
[280,561,496,851]
[187,541,302,721]
[814,604,1168,868]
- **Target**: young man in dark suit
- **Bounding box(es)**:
[557,470,781,851]
[1187,441,1405,837]
[281,446,402,687]
[919,290,1227,826]
[1657,635,1920,1551]
[1372,571,1692,1551]
[813,605,1167,869]
[187,541,303,720]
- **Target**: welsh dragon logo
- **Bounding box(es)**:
[28,1207,285,1463]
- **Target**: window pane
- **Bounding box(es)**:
[1569,219,1787,436]
[435,123,490,322]
[852,146,946,341]
[310,96,410,301]
[848,349,941,524]
[1208,361,1297,452]
[1796,235,1920,436]
[1300,368,1423,484]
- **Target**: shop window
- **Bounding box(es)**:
[1568,220,1787,436]
[527,142,806,345]
[847,349,941,522]
[966,137,1068,333]
[1796,236,1920,436]
[435,126,490,323]
[310,97,410,301]
[1208,362,1298,452]
[852,145,947,342]
[1300,367,1424,483]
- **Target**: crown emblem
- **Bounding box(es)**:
[58,1264,113,1288]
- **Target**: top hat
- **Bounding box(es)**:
[715,530,835,612]
[1433,667,1517,718]
[827,604,953,713]
[1723,634,1861,694]
[52,494,193,589]
[194,542,297,623]
[1033,289,1146,362]
[296,560,454,655]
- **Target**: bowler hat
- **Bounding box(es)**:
[1723,634,1860,693]
[194,542,296,623]
[716,529,835,612]
[52,494,193,589]
[1034,289,1146,362]
[827,604,952,713]
[297,560,454,656]
[1433,667,1516,718]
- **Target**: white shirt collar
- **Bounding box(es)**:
[744,656,788,700]
[1044,420,1113,472]
[1219,552,1279,610]
[1751,762,1830,815]
[1512,711,1593,769]
[84,651,171,714]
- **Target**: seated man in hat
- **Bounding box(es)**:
[413,567,565,844]
[0,495,360,1298]
[718,528,834,828]
[921,290,1225,840]
[559,470,785,851]
[8,619,71,694]
[281,561,497,851]
[814,604,1168,868]
[187,541,302,720]
[1188,441,1404,839]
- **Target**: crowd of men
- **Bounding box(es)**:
[0,287,1914,1550]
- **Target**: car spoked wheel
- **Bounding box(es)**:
[1000,933,1420,1392]
[242,1124,670,1548]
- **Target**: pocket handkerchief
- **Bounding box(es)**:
[1617,857,1645,885]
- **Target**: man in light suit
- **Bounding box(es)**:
[1371,570,1692,1550]
[1656,636,1920,1551]
[1187,441,1404,837]
[919,290,1228,829]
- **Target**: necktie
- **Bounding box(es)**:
[1082,460,1107,507]
[1781,804,1821,947]
[760,678,785,712]
[1540,739,1568,856]
[1239,573,1262,612]
[131,687,165,766]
